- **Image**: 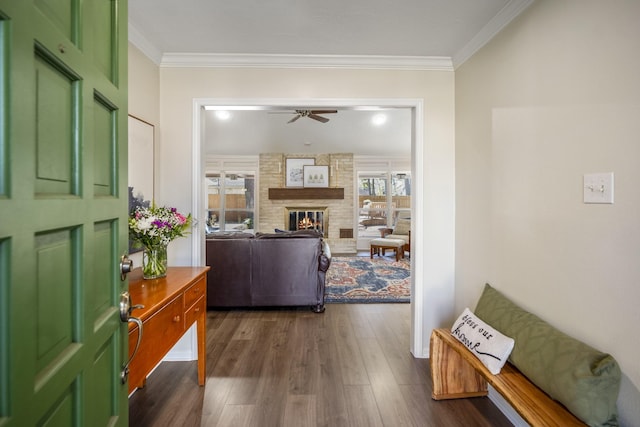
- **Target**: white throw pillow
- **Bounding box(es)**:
[450,307,515,375]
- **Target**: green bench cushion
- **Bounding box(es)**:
[474,284,621,427]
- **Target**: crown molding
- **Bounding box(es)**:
[128,23,163,64]
[159,53,453,71]
[453,0,535,68]
[129,0,533,70]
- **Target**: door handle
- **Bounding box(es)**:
[120,254,133,281]
[119,291,144,384]
[119,291,144,322]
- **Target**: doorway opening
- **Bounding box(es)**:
[192,98,426,356]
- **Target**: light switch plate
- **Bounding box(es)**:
[583,172,614,204]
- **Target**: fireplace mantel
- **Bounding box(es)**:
[268,188,344,200]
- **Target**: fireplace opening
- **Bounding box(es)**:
[286,208,327,236]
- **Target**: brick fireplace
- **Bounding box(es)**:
[286,207,328,236]
[259,153,356,253]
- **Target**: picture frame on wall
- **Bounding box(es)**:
[303,165,329,188]
[286,158,315,187]
[128,115,155,253]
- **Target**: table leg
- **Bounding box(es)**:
[196,302,206,386]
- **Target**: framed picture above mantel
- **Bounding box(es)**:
[303,165,329,188]
[285,158,314,187]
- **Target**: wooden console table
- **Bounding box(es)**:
[127,266,209,394]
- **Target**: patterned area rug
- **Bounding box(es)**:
[325,256,410,303]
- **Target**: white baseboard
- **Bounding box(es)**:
[162,350,196,361]
[162,323,198,361]
[488,385,530,426]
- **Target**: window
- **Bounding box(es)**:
[359,173,388,223]
[357,171,411,249]
[391,173,411,219]
[206,172,255,233]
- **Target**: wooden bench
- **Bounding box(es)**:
[429,328,586,427]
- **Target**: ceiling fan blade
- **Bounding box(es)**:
[308,114,330,123]
[287,115,301,123]
[310,110,337,115]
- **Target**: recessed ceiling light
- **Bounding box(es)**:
[215,110,231,120]
[371,113,387,126]
[303,141,312,146]
[204,105,262,111]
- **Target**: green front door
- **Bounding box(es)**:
[0,0,129,425]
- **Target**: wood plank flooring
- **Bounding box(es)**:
[129,304,513,427]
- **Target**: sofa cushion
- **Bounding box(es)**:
[474,284,621,427]
[256,229,321,239]
[206,232,254,239]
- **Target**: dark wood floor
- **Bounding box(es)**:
[129,304,512,427]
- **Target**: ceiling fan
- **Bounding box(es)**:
[271,109,338,124]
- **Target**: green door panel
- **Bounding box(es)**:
[91,0,117,83]
[86,336,120,427]
[38,384,76,426]
[0,238,9,418]
[34,228,76,372]
[91,221,116,318]
[34,48,80,196]
[34,0,76,44]
[0,17,8,197]
[93,94,117,197]
[0,0,129,425]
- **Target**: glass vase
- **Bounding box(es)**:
[142,244,168,279]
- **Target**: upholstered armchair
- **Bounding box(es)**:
[380,217,411,252]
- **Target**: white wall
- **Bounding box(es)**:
[156,67,455,356]
[455,1,640,424]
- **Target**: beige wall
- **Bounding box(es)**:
[128,1,640,421]
[128,44,159,125]
[127,44,160,267]
[156,66,455,356]
[455,1,640,423]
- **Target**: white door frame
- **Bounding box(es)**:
[191,97,427,356]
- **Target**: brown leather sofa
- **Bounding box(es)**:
[205,230,331,312]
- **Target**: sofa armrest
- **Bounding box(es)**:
[319,240,331,272]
